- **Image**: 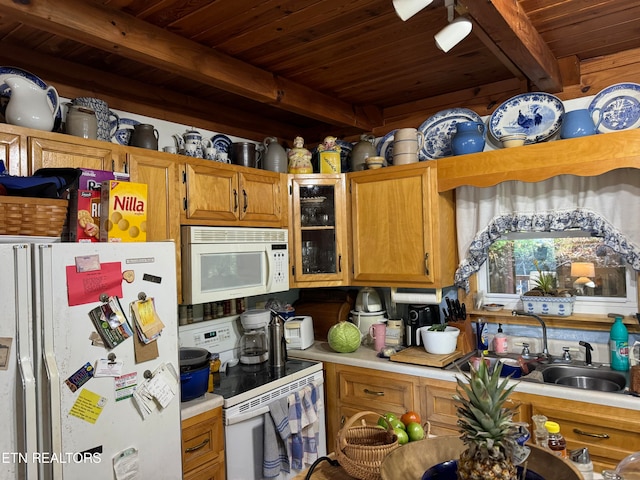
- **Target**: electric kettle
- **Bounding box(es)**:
[355,287,383,313]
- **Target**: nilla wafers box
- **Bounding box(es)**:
[100,180,147,242]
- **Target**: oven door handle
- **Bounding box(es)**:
[225,405,270,426]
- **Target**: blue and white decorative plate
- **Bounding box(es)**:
[489,92,564,144]
[211,134,232,153]
[588,82,640,133]
[112,117,140,145]
[0,66,62,130]
[376,130,395,165]
[335,139,353,172]
[419,108,483,160]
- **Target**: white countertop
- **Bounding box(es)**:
[288,342,640,411]
[180,392,224,421]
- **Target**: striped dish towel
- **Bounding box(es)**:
[288,380,322,470]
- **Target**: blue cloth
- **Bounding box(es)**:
[263,397,291,478]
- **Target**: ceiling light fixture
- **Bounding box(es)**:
[392,0,434,21]
[434,0,472,53]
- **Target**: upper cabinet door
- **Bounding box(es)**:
[182,162,239,222]
[349,164,456,288]
[289,174,348,287]
[237,169,284,226]
[28,136,122,173]
[0,130,24,175]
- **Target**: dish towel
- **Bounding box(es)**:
[263,397,291,478]
[288,380,323,470]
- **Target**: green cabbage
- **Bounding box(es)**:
[328,321,361,353]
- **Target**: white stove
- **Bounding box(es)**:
[179,316,327,480]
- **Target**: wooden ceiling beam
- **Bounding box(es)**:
[458,0,563,92]
[0,0,378,130]
[0,44,300,142]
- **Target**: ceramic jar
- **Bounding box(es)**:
[262,137,288,173]
[65,104,98,140]
[560,109,602,139]
[451,121,486,155]
[350,134,377,172]
[129,123,159,150]
[71,97,119,141]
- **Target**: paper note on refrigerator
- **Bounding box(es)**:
[69,389,108,424]
[66,262,123,306]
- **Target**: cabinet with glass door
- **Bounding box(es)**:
[288,174,348,287]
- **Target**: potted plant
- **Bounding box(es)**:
[520,260,575,316]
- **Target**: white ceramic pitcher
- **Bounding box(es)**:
[5,76,60,132]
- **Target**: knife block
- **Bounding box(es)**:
[447,319,474,354]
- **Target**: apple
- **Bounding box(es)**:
[400,411,421,427]
[377,412,399,429]
[394,427,409,445]
[406,422,425,442]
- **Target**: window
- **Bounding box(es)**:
[477,231,638,316]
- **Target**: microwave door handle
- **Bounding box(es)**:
[265,250,274,291]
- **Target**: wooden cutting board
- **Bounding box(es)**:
[389,347,463,368]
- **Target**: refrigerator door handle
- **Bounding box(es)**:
[14,244,39,479]
[38,245,64,479]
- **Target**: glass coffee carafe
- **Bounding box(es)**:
[239,328,268,364]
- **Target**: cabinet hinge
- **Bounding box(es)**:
[182,170,186,183]
[183,198,187,211]
[289,184,292,195]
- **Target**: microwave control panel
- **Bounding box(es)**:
[270,245,289,288]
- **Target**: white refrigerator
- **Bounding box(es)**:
[0,240,182,480]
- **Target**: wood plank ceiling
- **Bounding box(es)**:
[0,0,639,145]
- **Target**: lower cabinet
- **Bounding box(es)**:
[324,363,639,472]
[181,406,225,480]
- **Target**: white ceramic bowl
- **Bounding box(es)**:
[417,326,460,355]
[499,133,527,148]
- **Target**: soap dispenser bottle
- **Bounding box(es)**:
[493,324,508,354]
[610,315,629,372]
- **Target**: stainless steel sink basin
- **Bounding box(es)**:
[539,365,627,392]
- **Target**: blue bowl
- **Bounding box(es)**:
[422,460,543,480]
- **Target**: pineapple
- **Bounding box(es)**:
[453,359,519,480]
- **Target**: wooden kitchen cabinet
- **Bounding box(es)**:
[288,174,349,287]
[348,163,456,287]
[182,159,286,227]
[181,406,225,480]
[324,362,420,452]
[530,395,640,472]
[418,378,530,437]
[0,128,25,175]
[28,135,124,173]
[127,150,183,301]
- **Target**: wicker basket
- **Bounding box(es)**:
[0,196,68,237]
[335,411,400,480]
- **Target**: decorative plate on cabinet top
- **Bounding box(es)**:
[0,66,62,129]
[489,92,564,144]
[376,130,395,165]
[211,134,232,153]
[588,82,640,133]
[418,108,483,160]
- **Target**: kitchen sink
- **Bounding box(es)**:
[447,353,628,393]
[539,365,627,392]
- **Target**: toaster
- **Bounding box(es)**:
[284,316,314,350]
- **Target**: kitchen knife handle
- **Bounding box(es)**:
[424,252,430,276]
[185,438,210,453]
[363,388,385,396]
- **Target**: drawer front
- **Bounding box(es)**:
[183,459,225,480]
[338,370,414,414]
[182,408,223,474]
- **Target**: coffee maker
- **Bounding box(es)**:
[239,309,270,364]
[405,304,440,347]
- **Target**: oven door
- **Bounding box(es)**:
[224,389,326,480]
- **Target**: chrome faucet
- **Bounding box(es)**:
[512,310,550,359]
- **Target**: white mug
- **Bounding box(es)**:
[216,152,229,163]
[163,146,177,154]
[184,143,199,157]
[204,147,217,160]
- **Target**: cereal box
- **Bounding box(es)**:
[78,168,115,191]
[67,189,102,242]
[100,180,147,242]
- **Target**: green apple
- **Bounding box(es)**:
[406,422,425,442]
[390,418,406,431]
[377,412,398,429]
[394,427,409,445]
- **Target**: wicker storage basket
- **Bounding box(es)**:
[335,411,400,480]
[0,196,68,237]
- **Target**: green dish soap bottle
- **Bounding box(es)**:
[610,315,629,371]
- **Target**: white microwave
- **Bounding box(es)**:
[181,226,289,304]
